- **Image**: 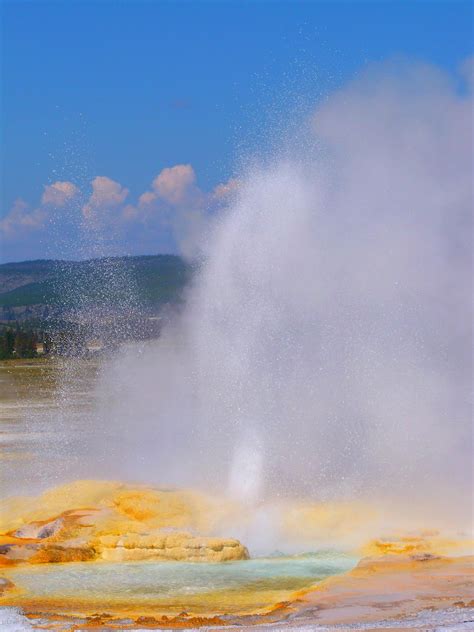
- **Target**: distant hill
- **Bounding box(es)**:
[0,255,192,323]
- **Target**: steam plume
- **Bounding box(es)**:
[95,59,472,528]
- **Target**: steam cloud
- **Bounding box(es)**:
[94,58,472,526]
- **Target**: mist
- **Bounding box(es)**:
[92,58,472,528]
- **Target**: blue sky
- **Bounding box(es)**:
[1,0,472,262]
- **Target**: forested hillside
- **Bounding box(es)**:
[0,255,191,323]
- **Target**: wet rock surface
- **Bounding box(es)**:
[1,481,472,629]
[0,481,249,566]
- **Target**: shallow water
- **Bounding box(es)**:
[0,358,102,497]
[3,553,356,616]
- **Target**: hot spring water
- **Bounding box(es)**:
[3,553,357,617]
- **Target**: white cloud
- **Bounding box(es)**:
[134,164,203,219]
[122,164,233,258]
[1,164,239,256]
[151,164,197,205]
[137,190,156,207]
[0,199,47,237]
[1,181,79,241]
[41,181,79,207]
[82,176,129,223]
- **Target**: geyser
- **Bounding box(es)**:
[93,58,472,531]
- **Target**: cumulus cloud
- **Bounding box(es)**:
[137,191,156,207]
[1,180,79,243]
[151,164,197,205]
[135,165,238,219]
[0,199,47,237]
[1,162,241,259]
[82,176,129,223]
[135,164,202,222]
[41,181,79,207]
[110,165,238,257]
[129,164,213,257]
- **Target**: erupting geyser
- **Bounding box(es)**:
[1,3,472,626]
[87,59,472,539]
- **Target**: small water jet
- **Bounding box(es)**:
[227,429,264,505]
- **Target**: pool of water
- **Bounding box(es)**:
[3,552,357,616]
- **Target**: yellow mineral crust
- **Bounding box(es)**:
[97,532,248,562]
[0,480,249,565]
[361,532,474,558]
[1,480,472,627]
[1,479,470,569]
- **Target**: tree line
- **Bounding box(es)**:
[0,326,42,359]
[0,313,165,360]
[0,323,85,359]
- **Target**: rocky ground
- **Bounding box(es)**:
[0,481,248,566]
[0,480,472,630]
